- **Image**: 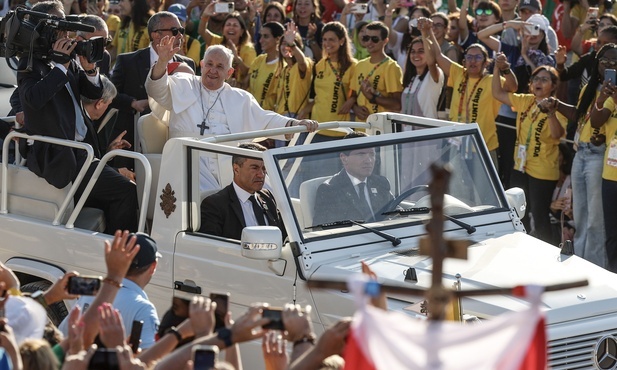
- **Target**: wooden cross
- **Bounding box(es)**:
[418,163,472,321]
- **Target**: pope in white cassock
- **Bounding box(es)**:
[145,39,318,190]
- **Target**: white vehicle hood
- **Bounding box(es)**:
[310,232,617,324]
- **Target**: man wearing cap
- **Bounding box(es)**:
[501,0,558,53]
[199,142,286,240]
[110,11,196,167]
[168,3,202,67]
[58,232,162,349]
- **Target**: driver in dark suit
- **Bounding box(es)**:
[313,132,394,226]
[199,142,285,240]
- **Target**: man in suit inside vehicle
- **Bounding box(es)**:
[18,0,138,234]
[312,132,394,226]
[199,142,285,240]
[110,10,196,161]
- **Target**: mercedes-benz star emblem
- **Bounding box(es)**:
[594,335,617,370]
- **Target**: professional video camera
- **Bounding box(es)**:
[0,7,105,70]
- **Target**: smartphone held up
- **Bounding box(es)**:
[193,345,219,370]
[605,68,616,85]
[68,275,102,296]
[209,292,230,331]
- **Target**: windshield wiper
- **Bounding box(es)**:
[382,207,476,234]
[382,207,431,216]
[309,220,401,246]
[444,214,476,234]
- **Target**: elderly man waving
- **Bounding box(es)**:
[146,37,318,189]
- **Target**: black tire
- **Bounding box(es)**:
[21,281,69,326]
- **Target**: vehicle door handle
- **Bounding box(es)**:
[174,280,202,294]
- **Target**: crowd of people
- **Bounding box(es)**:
[0,230,354,369]
[1,0,617,364]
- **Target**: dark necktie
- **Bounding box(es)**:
[249,195,266,226]
[357,183,373,222]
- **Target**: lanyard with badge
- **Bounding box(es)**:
[515,101,541,173]
[456,74,485,123]
[608,131,617,167]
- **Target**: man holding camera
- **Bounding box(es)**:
[17,1,138,234]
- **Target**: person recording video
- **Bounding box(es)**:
[16,0,138,234]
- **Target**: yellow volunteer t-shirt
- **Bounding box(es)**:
[350,56,403,115]
[112,25,149,55]
[106,15,121,35]
[210,35,256,82]
[275,57,313,116]
[184,35,202,67]
[448,63,500,151]
[576,85,606,143]
[510,93,566,181]
[601,97,617,181]
[312,58,357,122]
[247,54,282,110]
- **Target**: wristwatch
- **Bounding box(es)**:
[217,327,233,347]
[30,290,49,310]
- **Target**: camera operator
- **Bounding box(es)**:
[75,14,112,76]
[17,0,138,234]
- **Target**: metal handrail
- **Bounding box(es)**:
[199,121,371,144]
[1,131,95,226]
[65,150,152,233]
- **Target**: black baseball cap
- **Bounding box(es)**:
[129,233,162,269]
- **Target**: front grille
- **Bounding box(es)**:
[548,328,617,369]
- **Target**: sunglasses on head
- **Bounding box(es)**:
[362,35,382,43]
[475,8,494,16]
[155,27,185,36]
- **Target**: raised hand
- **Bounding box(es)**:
[98,303,127,349]
[555,45,567,66]
[284,21,297,47]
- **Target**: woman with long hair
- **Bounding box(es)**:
[247,21,285,110]
[400,30,444,118]
[291,0,323,61]
[274,21,313,118]
[384,2,431,70]
[588,43,617,271]
[553,43,615,269]
[492,55,566,243]
[199,9,257,88]
[478,14,555,187]
[254,2,290,54]
[429,14,517,168]
[110,0,152,62]
[299,21,356,122]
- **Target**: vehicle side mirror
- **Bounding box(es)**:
[241,226,282,260]
[505,187,526,220]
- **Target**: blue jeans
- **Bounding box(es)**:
[572,142,607,268]
[603,179,617,272]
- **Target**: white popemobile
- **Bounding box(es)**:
[1,112,616,369]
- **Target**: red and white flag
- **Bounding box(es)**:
[343,281,547,370]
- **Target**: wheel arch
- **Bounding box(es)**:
[5,257,66,286]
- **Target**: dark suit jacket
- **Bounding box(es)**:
[199,184,285,241]
[18,57,103,188]
[110,47,195,146]
[313,170,394,226]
